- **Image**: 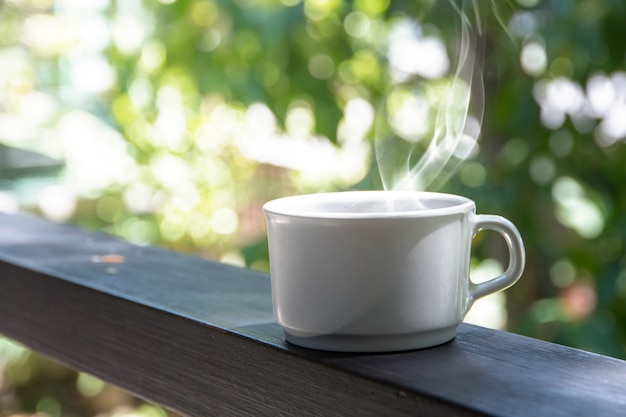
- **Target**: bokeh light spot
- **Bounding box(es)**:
[460,162,486,187]
[520,41,547,76]
[76,372,105,397]
[355,0,390,16]
[344,12,370,38]
[550,259,576,288]
[308,54,335,80]
[211,207,238,235]
[552,177,605,239]
[529,155,556,185]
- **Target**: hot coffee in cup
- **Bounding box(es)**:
[264,191,525,352]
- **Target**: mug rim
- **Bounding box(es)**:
[263,191,475,220]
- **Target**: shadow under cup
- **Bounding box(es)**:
[263,191,525,352]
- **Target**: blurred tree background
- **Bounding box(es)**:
[1,0,626,415]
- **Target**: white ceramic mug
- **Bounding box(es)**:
[263,191,525,352]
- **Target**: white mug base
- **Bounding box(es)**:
[283,326,458,352]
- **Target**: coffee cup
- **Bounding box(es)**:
[263,191,525,352]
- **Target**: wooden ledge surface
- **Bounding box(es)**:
[1,212,626,416]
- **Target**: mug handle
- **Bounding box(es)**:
[469,215,526,302]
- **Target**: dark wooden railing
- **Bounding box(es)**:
[1,212,626,416]
[0,144,63,181]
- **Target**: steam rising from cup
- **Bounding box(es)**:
[376,0,486,192]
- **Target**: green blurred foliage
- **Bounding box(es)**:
[1,0,626,415]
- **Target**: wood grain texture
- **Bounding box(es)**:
[1,212,626,417]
